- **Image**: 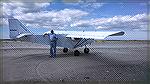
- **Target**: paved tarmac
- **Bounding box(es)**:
[0,41,149,83]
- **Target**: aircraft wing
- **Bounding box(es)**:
[44,31,124,40]
[58,31,125,40]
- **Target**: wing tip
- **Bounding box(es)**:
[109,31,125,36]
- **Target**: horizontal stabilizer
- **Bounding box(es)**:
[16,33,32,38]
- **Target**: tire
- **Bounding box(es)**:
[63,48,68,53]
[74,50,80,56]
[84,48,89,54]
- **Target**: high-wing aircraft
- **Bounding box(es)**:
[8,18,125,56]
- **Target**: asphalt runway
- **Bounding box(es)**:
[1,41,149,83]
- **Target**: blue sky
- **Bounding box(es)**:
[0,1,149,40]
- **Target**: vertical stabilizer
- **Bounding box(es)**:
[8,18,32,39]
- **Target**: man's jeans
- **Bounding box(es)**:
[50,42,57,57]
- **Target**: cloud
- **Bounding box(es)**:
[71,13,148,30]
[2,2,90,29]
[96,26,108,29]
[11,8,88,29]
[84,3,104,9]
[1,2,50,26]
[70,20,91,27]
[65,3,104,12]
[92,13,147,25]
[79,3,104,12]
[1,2,148,31]
[2,2,50,17]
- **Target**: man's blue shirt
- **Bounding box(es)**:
[49,33,57,42]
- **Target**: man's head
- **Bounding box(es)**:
[51,30,54,34]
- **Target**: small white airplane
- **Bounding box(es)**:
[8,18,125,56]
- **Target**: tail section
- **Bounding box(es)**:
[8,18,32,39]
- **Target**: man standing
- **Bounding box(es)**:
[49,30,58,58]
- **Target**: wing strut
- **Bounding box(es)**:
[74,38,89,48]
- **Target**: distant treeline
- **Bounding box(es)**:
[0,39,15,41]
[95,40,150,43]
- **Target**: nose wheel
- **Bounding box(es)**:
[74,50,80,56]
[63,48,68,53]
[84,48,90,54]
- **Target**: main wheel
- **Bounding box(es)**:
[74,50,80,56]
[63,48,68,53]
[84,48,89,54]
